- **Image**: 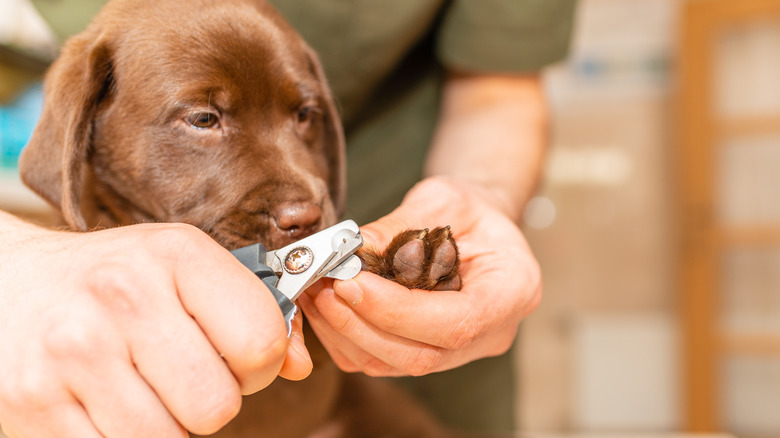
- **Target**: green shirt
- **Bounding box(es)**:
[266,0,576,223]
[30,0,575,223]
[27,0,576,432]
[265,2,575,432]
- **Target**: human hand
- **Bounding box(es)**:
[0,217,312,437]
[298,176,541,376]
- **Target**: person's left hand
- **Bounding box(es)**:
[298,176,541,376]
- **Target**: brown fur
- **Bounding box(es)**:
[20,0,344,250]
[19,0,467,436]
[360,226,461,291]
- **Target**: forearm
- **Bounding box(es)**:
[424,72,548,222]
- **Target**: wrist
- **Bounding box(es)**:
[424,175,526,223]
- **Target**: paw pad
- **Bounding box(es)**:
[358,226,461,291]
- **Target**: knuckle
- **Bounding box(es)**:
[332,356,359,373]
[264,331,290,362]
[86,264,147,317]
[154,223,211,254]
[402,346,443,376]
[445,312,481,351]
[240,330,288,372]
[152,222,203,242]
[484,327,519,359]
[359,356,386,376]
[42,316,105,360]
[131,223,208,263]
[524,287,543,317]
[526,272,543,314]
[187,387,242,435]
[329,308,355,334]
[495,329,518,355]
[362,360,394,377]
[207,388,243,426]
[377,308,403,333]
[346,354,373,373]
[513,260,543,319]
[2,366,56,410]
[334,352,387,376]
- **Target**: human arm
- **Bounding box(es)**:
[298,72,546,375]
[0,211,312,437]
[425,72,547,220]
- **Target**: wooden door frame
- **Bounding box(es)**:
[677,0,780,431]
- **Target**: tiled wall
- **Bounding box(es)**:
[517,0,681,431]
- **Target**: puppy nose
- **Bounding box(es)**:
[272,202,322,238]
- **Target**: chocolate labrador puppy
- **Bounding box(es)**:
[19,0,468,436]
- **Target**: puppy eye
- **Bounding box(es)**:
[186,112,219,129]
[297,106,320,125]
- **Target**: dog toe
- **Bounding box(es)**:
[359,226,461,291]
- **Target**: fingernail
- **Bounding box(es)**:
[334,279,363,306]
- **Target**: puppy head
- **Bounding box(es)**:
[20,0,346,249]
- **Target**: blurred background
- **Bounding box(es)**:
[1,0,778,437]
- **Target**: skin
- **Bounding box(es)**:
[4,1,465,435]
[300,72,547,376]
[0,212,312,437]
[0,70,544,435]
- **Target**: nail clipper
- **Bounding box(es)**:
[230,220,363,336]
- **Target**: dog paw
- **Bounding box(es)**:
[358,226,461,291]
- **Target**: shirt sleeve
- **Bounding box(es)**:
[436,0,577,73]
[30,0,109,44]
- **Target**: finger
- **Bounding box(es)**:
[336,270,530,359]
[297,289,363,372]
[70,356,186,438]
[165,226,288,392]
[300,287,450,376]
[47,305,186,438]
[34,402,107,438]
[278,313,313,381]
[124,299,242,435]
[81,256,243,435]
[341,223,541,344]
[298,293,402,376]
[332,273,478,350]
[20,403,105,438]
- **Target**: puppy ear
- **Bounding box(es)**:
[19,31,114,231]
[303,45,347,217]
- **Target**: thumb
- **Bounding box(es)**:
[277,313,312,381]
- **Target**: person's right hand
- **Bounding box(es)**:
[0,216,311,438]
